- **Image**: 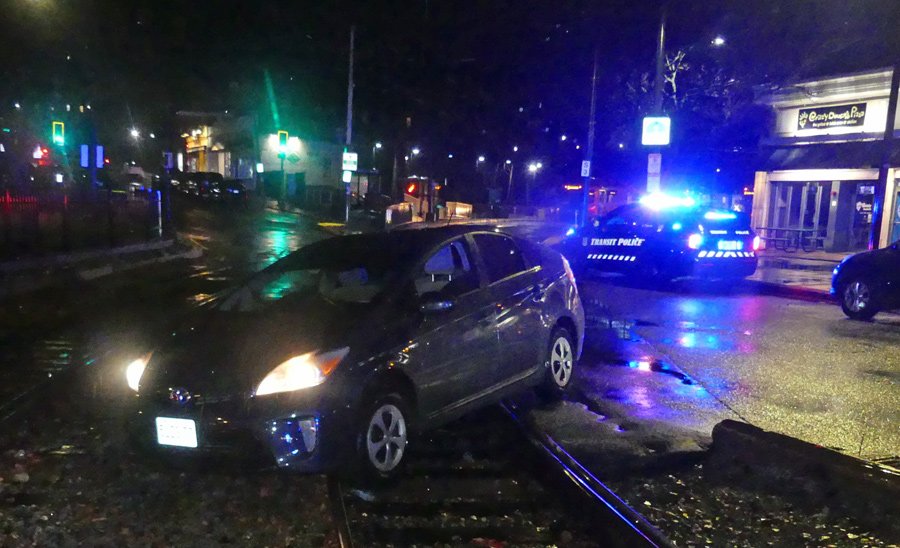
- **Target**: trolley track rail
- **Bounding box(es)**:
[328,401,671,548]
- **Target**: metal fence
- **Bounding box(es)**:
[0,189,168,260]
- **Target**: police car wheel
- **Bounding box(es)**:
[538,327,575,401]
[840,278,879,321]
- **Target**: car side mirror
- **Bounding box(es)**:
[419,292,454,314]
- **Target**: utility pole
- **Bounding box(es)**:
[506,163,515,204]
[345,26,355,147]
[648,5,667,193]
[869,64,900,250]
[653,7,667,112]
[580,47,600,227]
[344,26,355,223]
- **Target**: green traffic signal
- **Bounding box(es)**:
[52,121,65,146]
[277,130,288,158]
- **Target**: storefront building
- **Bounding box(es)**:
[752,68,900,251]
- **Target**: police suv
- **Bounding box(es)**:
[565,194,759,281]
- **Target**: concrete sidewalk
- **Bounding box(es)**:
[747,248,851,296]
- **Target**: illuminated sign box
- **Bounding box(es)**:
[642,117,671,146]
[342,152,358,172]
[797,102,866,131]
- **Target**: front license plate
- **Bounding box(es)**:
[155,417,198,448]
[717,240,743,251]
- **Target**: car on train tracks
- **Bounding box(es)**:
[124,226,584,480]
[831,241,900,320]
[564,193,760,282]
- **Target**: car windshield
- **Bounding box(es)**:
[216,237,401,311]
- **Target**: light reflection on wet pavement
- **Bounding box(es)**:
[0,202,332,406]
[573,277,900,461]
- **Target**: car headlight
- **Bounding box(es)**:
[126,354,152,392]
[255,347,349,397]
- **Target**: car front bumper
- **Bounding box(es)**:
[692,253,757,279]
[130,387,354,473]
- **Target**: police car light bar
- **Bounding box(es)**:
[704,210,737,220]
[638,193,696,210]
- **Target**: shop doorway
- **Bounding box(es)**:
[891,188,900,244]
[850,183,875,250]
[768,182,829,251]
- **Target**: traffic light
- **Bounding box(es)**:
[277,130,288,158]
[52,121,65,146]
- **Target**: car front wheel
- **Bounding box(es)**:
[538,327,576,401]
[841,278,879,320]
[356,393,410,482]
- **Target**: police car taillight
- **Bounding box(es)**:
[752,235,760,251]
[687,233,703,250]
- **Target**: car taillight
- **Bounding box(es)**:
[687,233,703,250]
[752,235,760,251]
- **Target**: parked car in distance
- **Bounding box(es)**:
[831,242,900,320]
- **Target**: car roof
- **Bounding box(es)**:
[374,224,515,249]
[276,225,519,275]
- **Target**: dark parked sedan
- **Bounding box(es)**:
[126,226,584,479]
[831,241,900,320]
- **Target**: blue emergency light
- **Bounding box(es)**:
[638,193,696,210]
[704,211,737,220]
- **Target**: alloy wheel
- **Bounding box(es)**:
[365,403,407,473]
[844,280,870,313]
[550,336,574,388]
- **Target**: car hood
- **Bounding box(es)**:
[142,296,385,397]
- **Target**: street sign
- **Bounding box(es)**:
[647,153,661,175]
[163,152,174,169]
[342,152,359,172]
[580,160,591,177]
[80,145,89,168]
[342,170,353,183]
[641,116,671,146]
[96,145,104,168]
[647,153,662,193]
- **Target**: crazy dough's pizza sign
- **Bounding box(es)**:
[797,102,866,130]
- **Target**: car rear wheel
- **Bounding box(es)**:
[841,278,879,320]
[538,327,576,401]
[355,393,410,482]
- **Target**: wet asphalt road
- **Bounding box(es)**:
[577,275,900,461]
[3,206,896,463]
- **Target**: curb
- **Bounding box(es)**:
[710,420,900,538]
[744,279,833,302]
[0,239,177,273]
[0,239,203,299]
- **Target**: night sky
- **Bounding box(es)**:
[1,0,899,196]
